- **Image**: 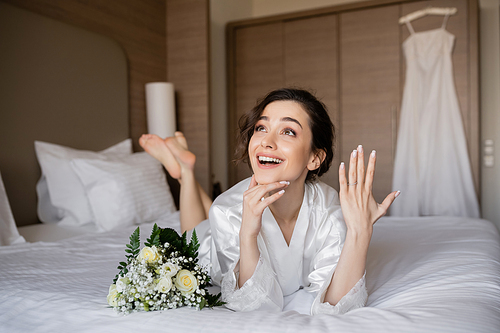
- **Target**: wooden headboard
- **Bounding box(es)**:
[0,3,129,226]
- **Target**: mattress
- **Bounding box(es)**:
[1,215,499,333]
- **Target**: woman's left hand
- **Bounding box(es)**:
[339,145,400,234]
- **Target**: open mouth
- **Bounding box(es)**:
[258,156,283,166]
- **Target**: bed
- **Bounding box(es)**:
[1,216,499,332]
[0,3,499,333]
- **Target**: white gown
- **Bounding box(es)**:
[196,177,367,315]
[391,16,480,218]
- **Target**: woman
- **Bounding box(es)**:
[140,88,399,315]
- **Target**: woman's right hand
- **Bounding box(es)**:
[240,175,289,239]
[238,175,288,287]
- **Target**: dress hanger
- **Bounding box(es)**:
[398,6,457,24]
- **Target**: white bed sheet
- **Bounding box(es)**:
[1,215,499,333]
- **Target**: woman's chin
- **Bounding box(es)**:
[253,173,277,185]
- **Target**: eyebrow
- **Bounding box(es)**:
[258,116,303,129]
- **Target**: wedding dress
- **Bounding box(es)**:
[391,15,480,217]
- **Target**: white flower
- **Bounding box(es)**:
[175,270,198,296]
[138,246,160,263]
[157,276,173,293]
[160,262,179,277]
[107,284,119,307]
[116,277,130,293]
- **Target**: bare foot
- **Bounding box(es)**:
[165,134,196,173]
[139,134,181,179]
[174,131,188,150]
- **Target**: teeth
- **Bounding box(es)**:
[258,156,283,164]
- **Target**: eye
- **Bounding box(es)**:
[282,128,296,136]
[255,125,266,133]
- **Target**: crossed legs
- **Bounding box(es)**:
[139,132,212,232]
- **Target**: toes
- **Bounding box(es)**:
[174,132,188,149]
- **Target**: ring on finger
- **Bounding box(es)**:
[347,182,358,186]
[260,197,265,201]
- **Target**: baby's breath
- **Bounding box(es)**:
[108,225,223,314]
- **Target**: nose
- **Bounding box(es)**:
[260,132,276,149]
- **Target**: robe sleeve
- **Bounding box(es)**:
[209,203,283,312]
[311,271,367,315]
[305,205,368,315]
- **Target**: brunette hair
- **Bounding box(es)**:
[235,88,335,181]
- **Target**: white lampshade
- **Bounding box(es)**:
[145,82,176,138]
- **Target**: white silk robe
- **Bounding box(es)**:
[195,177,367,315]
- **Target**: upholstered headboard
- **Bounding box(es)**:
[0,3,129,226]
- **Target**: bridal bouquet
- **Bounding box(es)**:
[107,224,223,314]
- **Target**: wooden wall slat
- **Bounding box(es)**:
[166,0,211,193]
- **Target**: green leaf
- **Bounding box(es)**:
[112,227,140,284]
[204,292,225,308]
[181,231,188,250]
[159,227,181,249]
[187,229,200,259]
[145,223,160,247]
[199,297,207,310]
[129,227,140,249]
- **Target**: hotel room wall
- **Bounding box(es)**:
[209,0,362,192]
[0,0,167,153]
[210,0,500,230]
[479,0,500,230]
[0,2,130,226]
[210,0,253,193]
[1,0,212,197]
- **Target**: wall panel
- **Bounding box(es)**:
[340,5,401,202]
[167,0,211,193]
[230,22,284,183]
[284,14,340,188]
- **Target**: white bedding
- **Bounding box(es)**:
[1,215,499,333]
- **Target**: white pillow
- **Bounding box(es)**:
[70,152,177,232]
[0,171,25,246]
[35,139,132,226]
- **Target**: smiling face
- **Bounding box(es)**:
[248,100,320,185]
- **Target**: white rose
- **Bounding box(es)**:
[156,277,173,293]
[138,246,159,263]
[175,270,198,296]
[107,284,119,307]
[116,277,130,293]
[160,262,179,277]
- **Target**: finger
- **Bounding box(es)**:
[248,181,289,202]
[365,150,376,192]
[339,162,347,193]
[378,190,401,216]
[356,145,365,187]
[348,149,358,186]
[259,188,286,206]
